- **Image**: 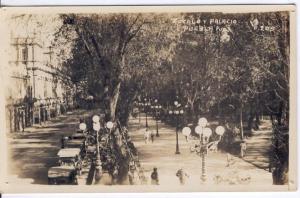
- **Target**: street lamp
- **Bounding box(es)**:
[169,101,184,154]
[195,117,209,182]
[79,122,87,133]
[198,117,208,128]
[144,101,151,129]
[92,115,100,123]
[106,121,114,143]
[174,101,179,106]
[200,127,212,182]
[154,100,162,137]
[195,117,226,183]
[138,102,142,126]
[106,121,114,131]
[215,126,225,139]
[93,118,102,181]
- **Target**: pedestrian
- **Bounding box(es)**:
[226,153,235,167]
[240,141,247,158]
[150,130,154,143]
[150,167,159,185]
[128,168,135,185]
[112,166,119,185]
[144,128,150,144]
[176,168,189,185]
[61,135,65,148]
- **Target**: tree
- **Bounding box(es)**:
[56,14,147,121]
[56,13,184,124]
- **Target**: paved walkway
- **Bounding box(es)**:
[128,114,273,186]
[243,120,272,171]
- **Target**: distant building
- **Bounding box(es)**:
[5,35,74,132]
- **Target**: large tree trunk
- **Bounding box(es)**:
[240,101,244,140]
[109,82,121,121]
[187,99,196,123]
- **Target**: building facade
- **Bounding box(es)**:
[5,35,75,132]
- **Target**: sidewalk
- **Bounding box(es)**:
[128,114,273,186]
[243,120,272,170]
[6,109,100,185]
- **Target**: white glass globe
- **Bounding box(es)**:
[216,126,225,136]
[106,121,114,129]
[92,115,100,123]
[198,117,208,127]
[79,123,87,131]
[174,101,178,106]
[182,127,191,136]
[203,127,212,138]
[93,122,101,131]
[180,110,184,114]
[169,110,173,115]
[195,126,203,135]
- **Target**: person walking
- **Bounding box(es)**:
[61,135,65,148]
[144,128,151,144]
[240,141,247,158]
[150,130,155,143]
[128,168,135,185]
[150,167,159,185]
[176,168,189,185]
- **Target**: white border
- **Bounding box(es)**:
[0,0,297,6]
[0,1,299,198]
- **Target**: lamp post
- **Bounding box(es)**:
[144,99,150,129]
[154,99,162,137]
[92,115,102,181]
[196,117,208,145]
[200,127,212,182]
[169,101,184,154]
[138,102,142,126]
[195,117,226,183]
[106,121,114,133]
[195,117,209,182]
[106,121,114,143]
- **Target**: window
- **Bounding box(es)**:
[21,47,28,64]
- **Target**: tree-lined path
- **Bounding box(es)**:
[243,120,273,170]
[128,114,272,186]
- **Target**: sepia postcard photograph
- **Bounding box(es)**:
[0,5,297,193]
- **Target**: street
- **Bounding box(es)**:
[6,109,99,185]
